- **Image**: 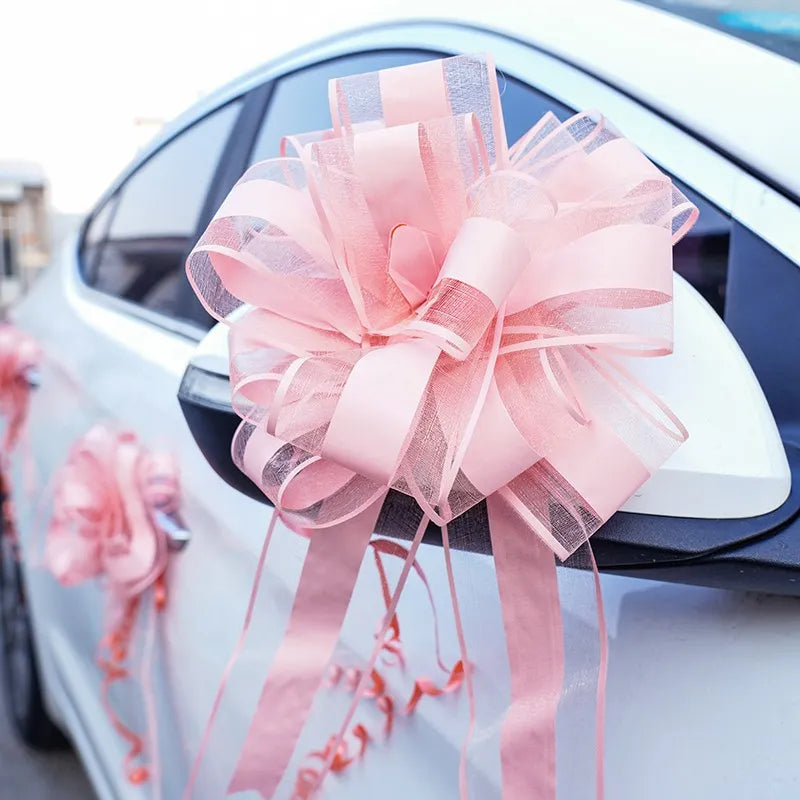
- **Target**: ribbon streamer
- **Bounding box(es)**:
[291,537,461,799]
[44,423,179,791]
[0,325,39,459]
[185,53,697,798]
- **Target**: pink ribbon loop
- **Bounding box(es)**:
[185,53,698,799]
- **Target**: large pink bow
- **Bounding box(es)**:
[45,423,179,788]
[186,54,697,799]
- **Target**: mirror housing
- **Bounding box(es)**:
[179,275,798,594]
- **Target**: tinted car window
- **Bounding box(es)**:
[499,74,573,139]
[248,51,436,163]
[725,223,800,428]
[84,99,242,325]
[669,182,730,316]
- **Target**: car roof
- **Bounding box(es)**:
[126,0,800,201]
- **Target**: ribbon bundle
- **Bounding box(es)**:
[45,423,179,788]
[186,54,697,798]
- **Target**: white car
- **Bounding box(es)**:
[3,3,800,799]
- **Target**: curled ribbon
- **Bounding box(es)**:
[44,423,179,789]
[185,53,697,799]
[292,537,460,799]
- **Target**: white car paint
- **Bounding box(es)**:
[9,9,800,800]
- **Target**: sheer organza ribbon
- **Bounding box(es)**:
[44,423,179,790]
[185,54,697,798]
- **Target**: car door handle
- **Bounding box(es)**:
[153,509,191,551]
[24,366,40,389]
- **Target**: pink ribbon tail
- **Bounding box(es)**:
[184,509,280,799]
[309,511,430,795]
[591,546,608,800]
[487,493,565,800]
[441,522,475,800]
[140,592,162,800]
[227,495,386,798]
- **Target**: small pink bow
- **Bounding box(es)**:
[45,424,177,592]
[186,54,697,800]
[45,423,179,788]
[0,324,39,458]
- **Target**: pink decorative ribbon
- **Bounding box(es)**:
[0,325,39,459]
[0,325,40,542]
[185,53,697,798]
[44,423,179,789]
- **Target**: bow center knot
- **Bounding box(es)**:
[401,217,530,360]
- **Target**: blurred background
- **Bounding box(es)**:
[0,0,798,795]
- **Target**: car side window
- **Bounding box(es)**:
[248,51,437,164]
[499,74,574,138]
[81,194,117,281]
[668,183,730,316]
[725,223,800,428]
[82,99,243,327]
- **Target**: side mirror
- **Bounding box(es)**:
[178,275,797,595]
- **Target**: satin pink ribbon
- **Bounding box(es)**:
[185,53,697,799]
[44,423,179,789]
